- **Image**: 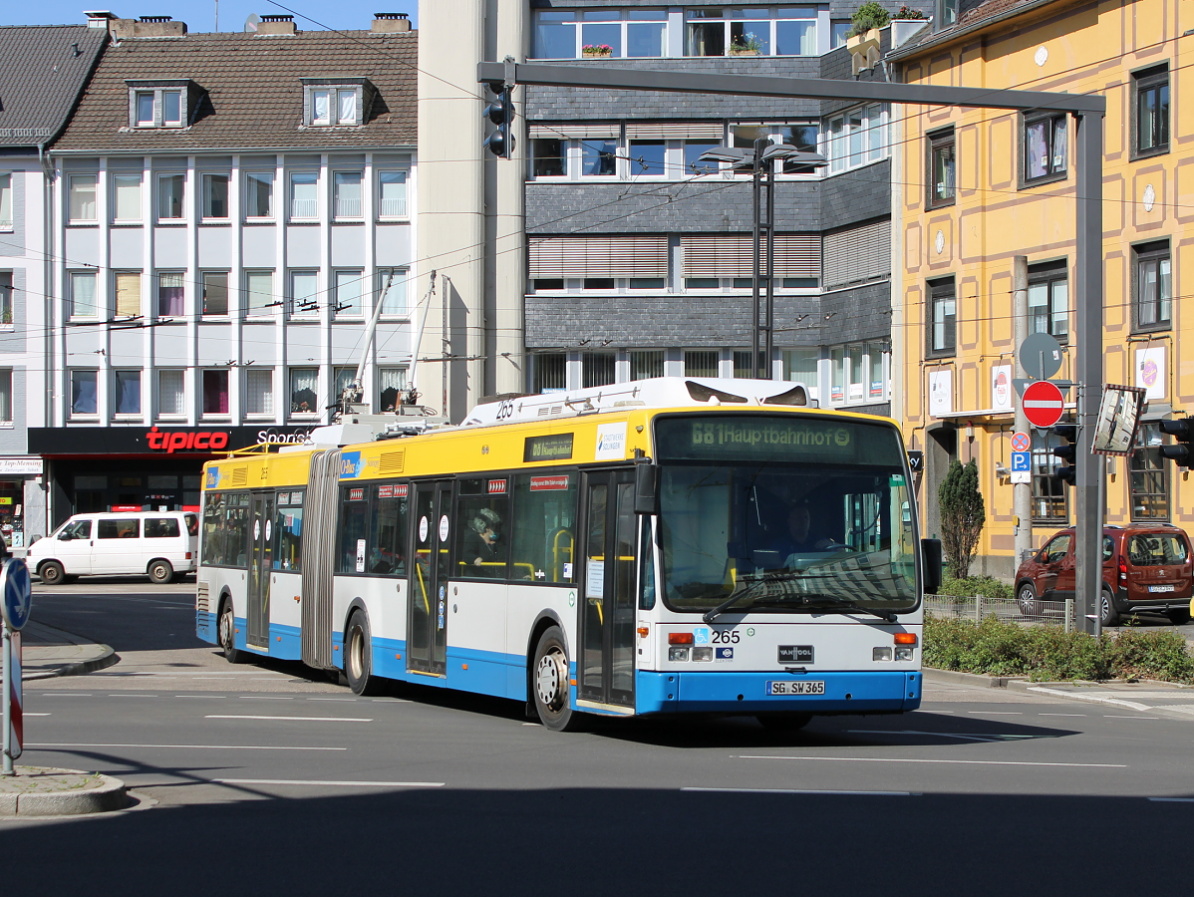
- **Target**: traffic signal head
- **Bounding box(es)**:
[1159,418,1192,468]
[1052,423,1078,487]
[482,81,514,158]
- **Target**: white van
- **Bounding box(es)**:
[28,511,199,585]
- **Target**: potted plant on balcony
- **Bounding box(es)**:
[582,43,613,57]
[846,1,891,47]
[728,32,764,56]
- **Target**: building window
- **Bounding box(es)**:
[927,277,956,357]
[158,173,185,220]
[378,170,407,217]
[686,7,817,57]
[69,271,97,319]
[333,172,363,219]
[531,138,567,177]
[1031,431,1069,522]
[379,367,406,411]
[1133,241,1171,332]
[1022,112,1067,185]
[131,85,184,128]
[1027,262,1069,339]
[112,174,142,222]
[244,368,274,416]
[1133,65,1169,158]
[202,369,230,416]
[303,81,367,127]
[937,0,958,29]
[289,172,318,220]
[202,173,230,219]
[114,272,141,317]
[68,174,97,223]
[245,271,274,316]
[533,8,667,59]
[158,370,185,417]
[333,270,362,318]
[631,350,665,380]
[732,123,822,174]
[0,370,11,424]
[830,20,851,47]
[333,367,358,408]
[533,354,567,393]
[1129,422,1169,520]
[289,368,319,415]
[583,353,616,388]
[827,105,888,174]
[628,139,667,176]
[71,370,98,416]
[379,270,407,316]
[157,272,185,317]
[289,271,320,318]
[927,129,956,207]
[202,272,229,316]
[244,171,274,219]
[114,370,142,415]
[783,348,820,401]
[684,350,719,378]
[0,273,12,326]
[0,174,11,229]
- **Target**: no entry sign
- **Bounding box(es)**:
[1021,380,1066,428]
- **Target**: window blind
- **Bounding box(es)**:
[680,235,821,278]
[115,273,141,317]
[822,219,890,288]
[528,236,669,278]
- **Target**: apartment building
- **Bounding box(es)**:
[39,12,417,523]
[888,0,1189,575]
[0,23,107,547]
[419,0,935,419]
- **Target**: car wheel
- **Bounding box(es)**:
[532,625,583,732]
[39,561,65,586]
[1016,582,1041,617]
[1099,586,1120,628]
[148,560,174,584]
[218,600,246,664]
[1166,608,1192,626]
[345,611,381,696]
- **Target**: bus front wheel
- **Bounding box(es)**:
[218,600,246,664]
[532,626,582,732]
[345,611,381,696]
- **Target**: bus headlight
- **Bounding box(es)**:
[692,646,714,662]
[872,647,893,662]
[668,646,691,662]
[895,646,915,661]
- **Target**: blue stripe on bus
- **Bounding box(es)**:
[636,670,921,715]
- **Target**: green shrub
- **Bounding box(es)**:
[937,575,1013,599]
[847,2,891,37]
[923,615,1194,683]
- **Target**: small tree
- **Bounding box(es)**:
[938,458,985,580]
[848,2,892,37]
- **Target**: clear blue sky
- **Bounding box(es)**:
[2,1,417,32]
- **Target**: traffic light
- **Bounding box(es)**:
[1052,423,1078,487]
[1159,418,1193,468]
[482,81,514,158]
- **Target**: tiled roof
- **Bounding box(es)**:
[887,0,1060,60]
[0,25,107,147]
[53,30,417,153]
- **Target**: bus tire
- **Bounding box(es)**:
[148,559,174,584]
[532,625,582,732]
[39,561,65,586]
[218,599,246,664]
[345,611,381,696]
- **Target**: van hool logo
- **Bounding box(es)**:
[145,427,230,454]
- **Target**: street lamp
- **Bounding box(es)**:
[700,139,826,378]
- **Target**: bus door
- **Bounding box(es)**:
[577,469,637,710]
[408,480,451,675]
[246,491,275,650]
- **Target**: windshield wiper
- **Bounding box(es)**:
[789,592,899,622]
[702,572,799,624]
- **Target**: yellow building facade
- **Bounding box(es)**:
[889,0,1191,578]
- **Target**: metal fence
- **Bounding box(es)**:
[924,594,1078,632]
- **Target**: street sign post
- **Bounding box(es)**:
[1,559,30,774]
[1010,431,1031,453]
[1021,380,1066,429]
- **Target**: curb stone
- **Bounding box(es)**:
[0,767,129,817]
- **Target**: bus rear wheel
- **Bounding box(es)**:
[532,625,581,732]
[218,600,245,664]
[345,611,381,696]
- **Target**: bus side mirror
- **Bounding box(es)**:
[634,461,658,515]
[921,538,943,594]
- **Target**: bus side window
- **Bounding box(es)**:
[455,477,509,579]
[510,472,578,584]
[370,484,407,576]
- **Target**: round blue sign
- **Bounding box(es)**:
[0,558,32,631]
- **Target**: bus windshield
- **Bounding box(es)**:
[653,414,918,617]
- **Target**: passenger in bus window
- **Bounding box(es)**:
[466,508,503,572]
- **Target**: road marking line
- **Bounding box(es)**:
[37,693,93,697]
[29,742,347,751]
[1039,713,1087,717]
[24,712,51,716]
[238,696,295,701]
[1105,715,1159,720]
[967,711,1022,715]
[683,787,915,797]
[205,714,372,722]
[173,695,227,699]
[847,729,1029,743]
[1150,797,1194,803]
[214,778,443,788]
[737,755,1126,768]
[1027,686,1153,712]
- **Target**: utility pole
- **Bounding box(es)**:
[1013,257,1032,569]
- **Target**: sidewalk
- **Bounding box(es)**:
[7,620,119,681]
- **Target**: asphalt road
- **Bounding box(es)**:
[5,581,1194,895]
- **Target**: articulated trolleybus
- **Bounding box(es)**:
[197,377,941,731]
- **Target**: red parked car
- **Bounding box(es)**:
[1014,524,1194,626]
